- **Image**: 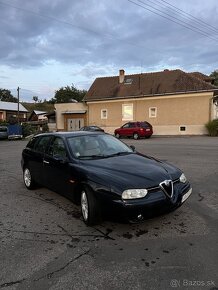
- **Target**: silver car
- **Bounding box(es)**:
[0,126,8,140]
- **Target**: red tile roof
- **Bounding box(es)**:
[188,72,214,83]
[84,69,217,101]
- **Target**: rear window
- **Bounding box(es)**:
[27,135,52,153]
[140,122,151,128]
[26,137,38,149]
[34,136,52,153]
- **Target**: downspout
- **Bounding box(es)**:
[209,96,213,121]
[82,99,88,126]
[209,91,218,121]
[212,93,218,120]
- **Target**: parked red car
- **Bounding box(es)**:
[114,121,153,139]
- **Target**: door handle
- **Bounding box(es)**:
[43,160,49,164]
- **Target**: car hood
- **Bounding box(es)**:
[79,153,181,193]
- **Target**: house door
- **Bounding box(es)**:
[67,118,84,131]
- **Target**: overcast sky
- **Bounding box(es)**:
[0,0,218,101]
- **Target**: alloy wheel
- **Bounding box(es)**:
[133,133,139,140]
[24,168,31,187]
[81,191,89,221]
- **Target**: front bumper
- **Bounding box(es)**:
[101,182,192,222]
[8,135,23,140]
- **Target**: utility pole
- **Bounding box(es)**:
[17,87,20,124]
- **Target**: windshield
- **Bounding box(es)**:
[67,134,133,159]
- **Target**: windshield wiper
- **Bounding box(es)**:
[78,151,134,159]
[105,151,133,158]
[78,154,107,159]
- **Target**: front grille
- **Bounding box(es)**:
[160,180,173,198]
[148,178,179,193]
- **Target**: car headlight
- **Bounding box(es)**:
[122,189,148,200]
[180,173,187,183]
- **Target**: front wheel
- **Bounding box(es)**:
[23,167,37,189]
[81,187,101,226]
[115,133,120,139]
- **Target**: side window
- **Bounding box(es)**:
[129,123,135,128]
[122,123,130,128]
[48,137,67,158]
[34,136,51,153]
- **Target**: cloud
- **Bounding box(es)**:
[0,0,218,95]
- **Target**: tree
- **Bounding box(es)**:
[0,88,18,102]
[32,96,39,103]
[49,84,87,103]
[210,70,218,86]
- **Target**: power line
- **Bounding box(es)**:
[158,0,218,34]
[135,0,218,41]
[142,0,218,35]
[127,0,218,43]
[1,0,218,49]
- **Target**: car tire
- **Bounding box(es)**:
[23,167,37,190]
[133,133,139,140]
[115,133,120,139]
[81,186,101,226]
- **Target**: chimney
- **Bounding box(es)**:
[119,69,125,84]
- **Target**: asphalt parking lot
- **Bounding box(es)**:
[0,136,218,290]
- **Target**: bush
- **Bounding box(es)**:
[0,121,9,126]
[205,119,218,136]
[42,123,49,133]
[22,123,37,137]
[21,122,49,137]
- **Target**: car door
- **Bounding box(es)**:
[43,137,72,195]
[120,123,131,137]
[128,122,136,136]
[26,135,53,184]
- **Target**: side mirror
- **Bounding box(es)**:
[130,145,136,152]
[53,155,69,164]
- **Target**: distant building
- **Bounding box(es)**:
[84,69,218,135]
[28,110,48,121]
[0,101,28,123]
[55,103,87,131]
[45,111,56,132]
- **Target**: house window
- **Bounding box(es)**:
[122,104,133,121]
[101,109,107,119]
[180,126,186,131]
[149,107,157,118]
